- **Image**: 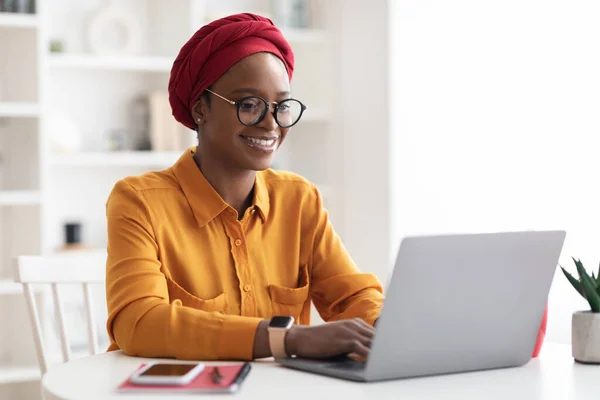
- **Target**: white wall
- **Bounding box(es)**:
[389,0,600,343]
[337,0,391,283]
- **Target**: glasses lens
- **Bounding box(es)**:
[237,97,267,126]
[276,100,303,128]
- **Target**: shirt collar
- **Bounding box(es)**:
[253,172,270,223]
[172,147,270,227]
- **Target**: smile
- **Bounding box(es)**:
[240,135,278,153]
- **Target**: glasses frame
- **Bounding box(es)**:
[205,89,307,128]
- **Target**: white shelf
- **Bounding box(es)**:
[281,28,330,44]
[47,153,335,196]
[0,191,41,206]
[48,53,174,73]
[0,12,38,29]
[0,365,40,385]
[45,31,328,73]
[50,248,107,258]
[0,279,23,295]
[50,151,181,168]
[0,102,39,118]
[0,279,46,296]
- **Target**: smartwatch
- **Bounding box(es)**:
[268,316,294,359]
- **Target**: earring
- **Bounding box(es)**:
[197,117,202,123]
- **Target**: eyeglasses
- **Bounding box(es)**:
[205,89,307,128]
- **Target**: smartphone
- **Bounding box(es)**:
[130,362,205,386]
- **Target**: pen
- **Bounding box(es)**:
[232,362,252,386]
[211,366,223,384]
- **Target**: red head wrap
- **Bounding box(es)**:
[168,13,295,130]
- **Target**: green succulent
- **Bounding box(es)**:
[560,257,600,312]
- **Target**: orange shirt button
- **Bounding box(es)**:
[234,239,242,246]
[243,284,251,292]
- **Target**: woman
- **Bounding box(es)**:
[105,13,383,361]
[105,13,547,361]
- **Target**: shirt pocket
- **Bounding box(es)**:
[268,264,310,320]
[166,277,228,313]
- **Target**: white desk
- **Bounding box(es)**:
[42,343,597,400]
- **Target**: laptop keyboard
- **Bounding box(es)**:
[323,358,366,370]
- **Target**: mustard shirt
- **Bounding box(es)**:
[105,147,384,360]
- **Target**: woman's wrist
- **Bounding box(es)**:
[252,320,272,359]
[284,325,301,356]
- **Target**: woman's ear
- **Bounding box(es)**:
[191,98,207,126]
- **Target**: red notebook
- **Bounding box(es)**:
[117,363,251,394]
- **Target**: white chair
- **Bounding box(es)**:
[14,252,106,375]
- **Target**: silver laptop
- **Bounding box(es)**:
[277,230,566,382]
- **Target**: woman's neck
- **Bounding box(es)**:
[193,151,255,218]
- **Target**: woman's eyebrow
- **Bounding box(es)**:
[229,88,290,96]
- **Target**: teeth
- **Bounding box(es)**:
[247,137,276,146]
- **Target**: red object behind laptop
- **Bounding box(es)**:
[532,306,548,358]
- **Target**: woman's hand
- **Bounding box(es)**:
[284,318,375,359]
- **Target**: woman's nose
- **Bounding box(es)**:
[258,106,278,130]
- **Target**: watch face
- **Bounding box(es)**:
[270,316,293,328]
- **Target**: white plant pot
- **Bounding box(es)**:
[572,311,600,364]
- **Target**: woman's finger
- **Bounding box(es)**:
[345,339,370,358]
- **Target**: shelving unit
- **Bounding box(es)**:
[0,102,39,118]
[0,12,39,28]
[0,191,41,206]
[50,151,181,167]
[48,53,174,73]
[0,366,40,385]
[1,1,340,398]
[0,279,28,295]
[0,3,44,397]
[0,278,46,295]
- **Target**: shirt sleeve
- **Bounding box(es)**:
[308,185,385,326]
[105,180,261,361]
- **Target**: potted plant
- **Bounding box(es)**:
[560,258,600,364]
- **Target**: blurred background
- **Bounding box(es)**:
[0,0,597,398]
